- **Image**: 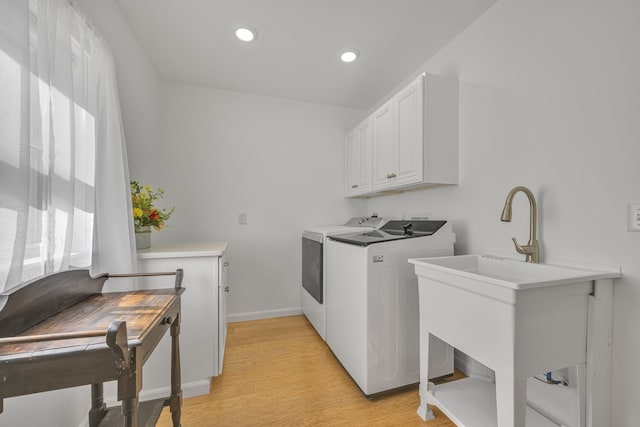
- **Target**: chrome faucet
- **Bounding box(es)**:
[500,186,540,263]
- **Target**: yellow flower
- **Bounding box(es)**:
[130,181,173,229]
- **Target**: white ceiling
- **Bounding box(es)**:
[115,0,496,110]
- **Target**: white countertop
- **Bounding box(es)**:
[137,242,228,259]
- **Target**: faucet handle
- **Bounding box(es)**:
[511,237,530,255]
[511,237,540,263]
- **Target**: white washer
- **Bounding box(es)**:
[302,217,385,341]
[325,220,455,396]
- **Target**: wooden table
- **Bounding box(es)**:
[0,269,185,427]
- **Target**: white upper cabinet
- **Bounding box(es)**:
[344,117,373,196]
[373,76,424,191]
[395,76,425,186]
[371,99,395,190]
[346,73,458,197]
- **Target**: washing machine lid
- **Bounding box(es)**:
[303,217,386,236]
[342,216,386,228]
[328,220,447,246]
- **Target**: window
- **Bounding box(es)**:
[0,0,133,292]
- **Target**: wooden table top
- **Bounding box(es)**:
[0,289,181,359]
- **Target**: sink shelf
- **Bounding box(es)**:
[425,377,558,427]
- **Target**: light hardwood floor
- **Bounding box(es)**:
[157,315,459,426]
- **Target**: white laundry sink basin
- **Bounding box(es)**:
[409,254,620,426]
[412,254,615,289]
[410,255,617,304]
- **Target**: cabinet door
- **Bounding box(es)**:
[345,118,372,196]
[394,75,424,186]
[356,120,372,193]
[372,99,396,190]
[137,255,219,385]
[345,129,359,196]
[218,255,228,374]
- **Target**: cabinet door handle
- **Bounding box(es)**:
[223,261,229,267]
[224,286,230,293]
[387,173,397,179]
[351,184,358,189]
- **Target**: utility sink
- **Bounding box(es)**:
[411,255,617,303]
[412,254,615,287]
[409,255,620,426]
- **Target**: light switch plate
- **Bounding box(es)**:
[627,203,640,231]
[238,212,247,225]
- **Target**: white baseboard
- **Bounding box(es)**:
[227,307,302,323]
[138,379,211,401]
[75,379,211,427]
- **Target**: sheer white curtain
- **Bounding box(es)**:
[0,0,135,291]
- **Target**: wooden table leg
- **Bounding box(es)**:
[169,312,183,427]
[89,383,107,427]
[122,396,139,427]
[118,347,142,427]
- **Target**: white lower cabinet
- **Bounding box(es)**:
[136,242,228,399]
[347,73,458,197]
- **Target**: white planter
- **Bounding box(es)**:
[135,226,151,249]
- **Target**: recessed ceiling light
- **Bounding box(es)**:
[340,50,359,63]
[235,27,257,42]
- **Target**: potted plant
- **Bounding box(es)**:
[130,181,175,249]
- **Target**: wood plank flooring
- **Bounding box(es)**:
[157,315,459,426]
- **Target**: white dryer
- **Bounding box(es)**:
[325,220,455,396]
[301,216,385,341]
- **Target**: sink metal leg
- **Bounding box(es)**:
[417,382,435,421]
[568,363,587,427]
[416,319,434,421]
[495,372,527,427]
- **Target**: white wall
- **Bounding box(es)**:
[366,0,640,425]
[154,82,366,319]
[77,0,161,186]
